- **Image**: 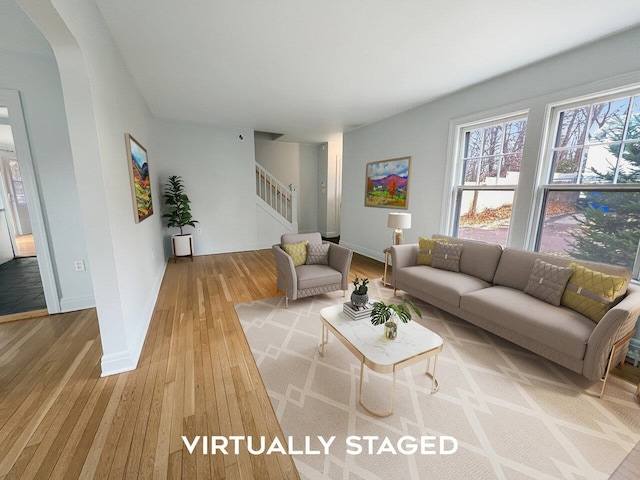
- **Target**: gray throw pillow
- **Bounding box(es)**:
[306,242,330,265]
[524,259,574,306]
[431,242,463,273]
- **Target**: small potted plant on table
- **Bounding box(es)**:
[351,276,369,308]
[370,298,422,340]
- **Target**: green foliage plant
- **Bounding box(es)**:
[162,175,198,236]
[567,108,640,269]
[352,276,369,295]
[370,298,422,326]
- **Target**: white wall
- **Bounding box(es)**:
[254,133,319,233]
[0,0,94,310]
[154,119,257,255]
[341,27,640,261]
[19,0,166,375]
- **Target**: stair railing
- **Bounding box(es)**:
[255,163,297,224]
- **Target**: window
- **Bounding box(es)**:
[451,114,528,245]
[537,90,640,276]
[9,159,27,205]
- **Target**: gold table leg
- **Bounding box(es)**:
[358,362,396,418]
[357,354,440,418]
[382,248,391,287]
[426,355,439,393]
[318,323,328,357]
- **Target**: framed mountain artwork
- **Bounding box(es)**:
[364,156,411,209]
[125,133,154,223]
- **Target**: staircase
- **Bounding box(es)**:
[255,163,298,246]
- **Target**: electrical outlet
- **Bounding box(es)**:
[74,260,85,272]
[197,228,202,234]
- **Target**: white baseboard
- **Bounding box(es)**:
[339,240,386,263]
[101,350,137,376]
[60,295,95,312]
[100,261,167,377]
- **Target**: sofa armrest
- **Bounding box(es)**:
[390,244,418,287]
[582,284,640,380]
[390,244,418,269]
[328,242,353,290]
[272,244,297,300]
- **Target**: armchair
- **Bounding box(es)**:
[273,233,353,308]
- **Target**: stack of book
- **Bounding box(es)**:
[343,301,373,320]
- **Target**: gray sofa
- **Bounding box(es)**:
[391,235,640,381]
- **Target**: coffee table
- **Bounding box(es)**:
[319,303,443,418]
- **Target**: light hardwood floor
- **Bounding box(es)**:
[0,250,384,479]
[1,249,637,478]
[15,234,36,258]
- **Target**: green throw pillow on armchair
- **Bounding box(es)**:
[282,240,308,267]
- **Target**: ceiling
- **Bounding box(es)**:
[94,0,640,144]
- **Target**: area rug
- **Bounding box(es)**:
[235,284,640,480]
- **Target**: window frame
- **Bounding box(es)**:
[446,110,529,245]
[532,84,640,278]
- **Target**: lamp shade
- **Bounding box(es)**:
[387,212,411,229]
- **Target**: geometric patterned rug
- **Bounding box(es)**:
[235,283,640,480]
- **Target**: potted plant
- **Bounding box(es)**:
[370,298,422,339]
[163,175,198,259]
[351,276,369,308]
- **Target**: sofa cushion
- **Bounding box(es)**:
[493,247,632,292]
[561,262,628,323]
[296,265,342,290]
[395,265,491,306]
[433,235,503,282]
[460,286,596,360]
[306,242,330,265]
[417,237,448,265]
[432,242,462,272]
[524,259,574,306]
[283,240,308,266]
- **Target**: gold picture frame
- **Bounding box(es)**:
[125,133,154,223]
[364,156,411,209]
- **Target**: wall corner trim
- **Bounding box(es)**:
[100,261,167,377]
[60,295,96,312]
[100,350,136,377]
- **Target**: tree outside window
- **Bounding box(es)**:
[538,93,640,275]
[453,115,527,245]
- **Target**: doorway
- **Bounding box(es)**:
[0,153,37,258]
[0,96,52,318]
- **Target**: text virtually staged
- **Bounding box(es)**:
[182,435,459,456]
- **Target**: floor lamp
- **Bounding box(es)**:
[383,213,411,287]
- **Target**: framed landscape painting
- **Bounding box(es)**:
[365,156,411,209]
[125,133,154,223]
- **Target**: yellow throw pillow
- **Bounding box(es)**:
[282,240,308,267]
[416,237,448,265]
[560,262,628,323]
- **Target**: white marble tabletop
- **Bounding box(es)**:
[320,303,443,367]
